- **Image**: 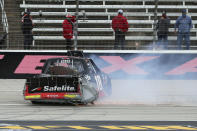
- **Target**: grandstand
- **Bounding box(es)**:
[1,0,197,50]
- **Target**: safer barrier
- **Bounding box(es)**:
[0,50,197,79]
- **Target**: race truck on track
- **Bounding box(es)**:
[23,51,112,105]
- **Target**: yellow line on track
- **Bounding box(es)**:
[142,126,197,130]
[100,126,125,129]
[0,126,27,129]
[122,126,147,130]
[26,126,49,129]
[168,126,197,130]
[67,126,92,129]
[46,126,62,128]
[0,125,197,130]
[142,126,174,130]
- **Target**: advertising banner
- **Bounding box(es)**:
[0,50,197,79]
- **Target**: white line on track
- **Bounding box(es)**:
[0,90,21,92]
[0,104,27,106]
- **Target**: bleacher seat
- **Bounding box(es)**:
[19,0,197,49]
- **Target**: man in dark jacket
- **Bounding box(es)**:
[112,9,129,50]
[22,9,33,50]
[156,11,170,49]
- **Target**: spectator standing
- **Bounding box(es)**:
[156,11,170,49]
[22,9,33,49]
[175,9,192,50]
[112,9,129,49]
[62,14,76,50]
[0,34,7,49]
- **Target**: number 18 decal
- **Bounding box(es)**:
[95,75,103,91]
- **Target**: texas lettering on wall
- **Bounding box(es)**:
[0,52,197,79]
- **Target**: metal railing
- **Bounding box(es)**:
[8,0,197,50]
[0,0,9,48]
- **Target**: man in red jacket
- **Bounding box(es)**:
[62,14,76,50]
[112,9,129,49]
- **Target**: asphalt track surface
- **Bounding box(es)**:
[1,79,197,130]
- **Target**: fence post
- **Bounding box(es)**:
[153,0,158,50]
[74,0,79,50]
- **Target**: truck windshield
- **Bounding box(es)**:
[45,58,85,75]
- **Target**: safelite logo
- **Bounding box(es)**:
[44,85,75,92]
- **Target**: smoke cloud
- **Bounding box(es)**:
[89,52,197,106]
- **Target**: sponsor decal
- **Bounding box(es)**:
[44,85,75,92]
[60,59,71,63]
[95,75,103,90]
[54,59,70,67]
[46,94,59,98]
[31,87,42,92]
[42,93,64,99]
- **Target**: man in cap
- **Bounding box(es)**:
[156,10,170,49]
[21,9,34,49]
[62,13,76,50]
[175,9,192,50]
[112,9,129,49]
